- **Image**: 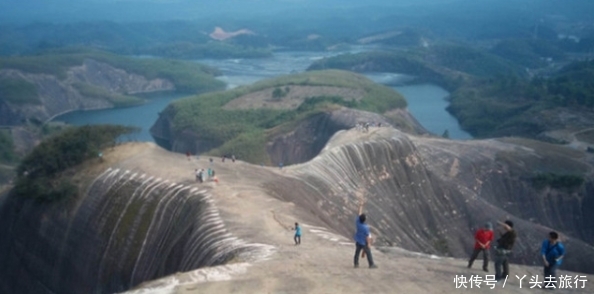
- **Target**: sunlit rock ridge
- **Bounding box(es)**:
[264,128,594,273]
[0,126,593,293]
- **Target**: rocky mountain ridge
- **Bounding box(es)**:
[1,126,593,293]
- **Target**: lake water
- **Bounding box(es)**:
[360,72,471,139]
[53,93,186,141]
[198,49,372,89]
[393,84,472,140]
[53,49,471,141]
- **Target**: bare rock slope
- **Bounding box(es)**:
[0,59,174,126]
[1,127,593,294]
[131,127,594,293]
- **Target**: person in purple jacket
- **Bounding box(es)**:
[353,200,377,269]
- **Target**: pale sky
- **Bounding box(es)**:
[0,0,591,25]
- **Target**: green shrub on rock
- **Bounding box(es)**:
[531,173,585,190]
[15,125,137,202]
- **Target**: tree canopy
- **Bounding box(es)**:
[15,125,137,202]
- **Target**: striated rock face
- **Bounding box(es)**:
[266,108,425,165]
[0,59,175,125]
[0,168,267,294]
[264,128,594,273]
[0,127,593,293]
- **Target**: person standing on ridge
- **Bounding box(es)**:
[468,222,494,272]
[494,220,516,281]
[354,200,377,269]
[293,222,302,245]
[541,231,565,289]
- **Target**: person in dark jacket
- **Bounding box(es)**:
[541,231,565,289]
[494,220,517,281]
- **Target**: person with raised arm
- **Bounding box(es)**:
[353,199,377,269]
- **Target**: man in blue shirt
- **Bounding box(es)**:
[354,200,377,268]
[541,231,565,289]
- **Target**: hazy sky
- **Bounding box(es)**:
[0,0,486,24]
[0,0,592,25]
[0,0,354,23]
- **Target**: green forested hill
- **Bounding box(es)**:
[308,51,445,82]
[0,22,272,59]
[490,39,566,68]
[0,48,225,93]
[159,70,407,163]
[307,44,527,90]
[309,43,593,140]
[424,44,526,78]
[448,60,594,138]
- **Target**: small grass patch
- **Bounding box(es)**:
[531,173,585,190]
[0,77,40,105]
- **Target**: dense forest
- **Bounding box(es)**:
[448,59,594,138]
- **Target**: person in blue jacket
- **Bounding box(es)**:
[354,200,377,269]
[541,231,565,289]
